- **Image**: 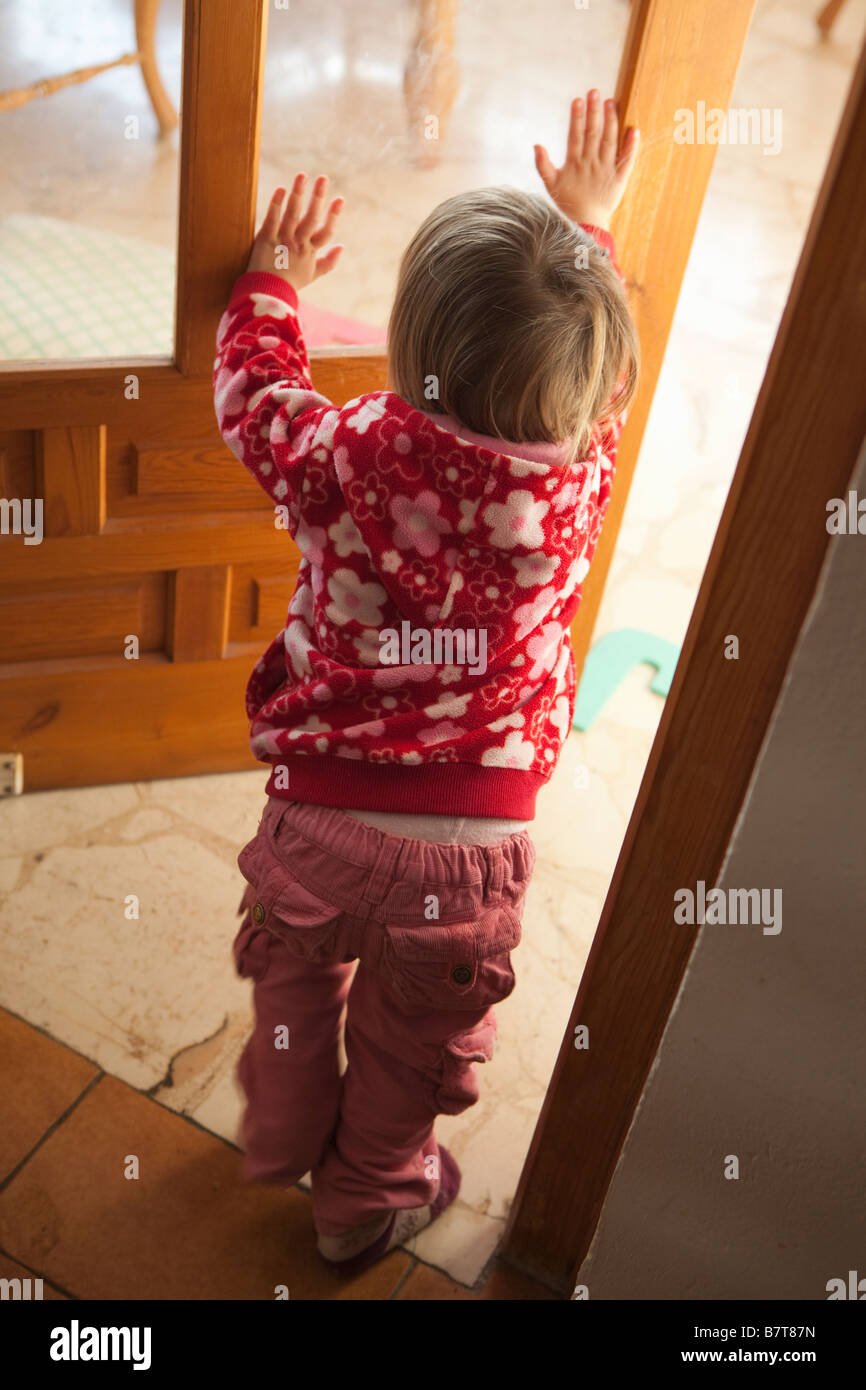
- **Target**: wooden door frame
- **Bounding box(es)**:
[569,0,756,673]
[502,26,866,1294]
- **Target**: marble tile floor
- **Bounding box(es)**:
[0,0,863,1295]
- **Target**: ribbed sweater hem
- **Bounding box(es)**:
[263,755,544,819]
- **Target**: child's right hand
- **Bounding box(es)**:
[533,90,639,230]
[246,174,344,291]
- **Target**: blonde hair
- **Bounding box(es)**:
[387,186,639,467]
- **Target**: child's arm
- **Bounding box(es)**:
[535,87,637,313]
[213,176,345,530]
[534,90,639,511]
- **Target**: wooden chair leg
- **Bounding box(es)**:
[135,0,178,135]
[404,0,460,167]
[817,0,848,38]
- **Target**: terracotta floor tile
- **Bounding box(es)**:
[395,1263,476,1300]
[0,1251,68,1300]
[0,1075,409,1301]
[476,1260,559,1300]
[397,1257,558,1300]
[0,1010,98,1184]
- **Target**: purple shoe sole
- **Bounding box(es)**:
[319,1145,462,1277]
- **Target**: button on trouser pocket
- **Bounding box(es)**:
[380,905,522,1015]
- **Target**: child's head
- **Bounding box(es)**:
[387,186,639,466]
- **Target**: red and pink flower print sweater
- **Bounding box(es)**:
[214,224,626,820]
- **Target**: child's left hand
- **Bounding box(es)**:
[246,173,345,291]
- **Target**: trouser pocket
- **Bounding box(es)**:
[233,911,274,984]
[235,822,345,966]
[432,1010,499,1116]
[381,904,522,1014]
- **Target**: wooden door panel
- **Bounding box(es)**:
[130,444,266,507]
[0,431,36,498]
[40,427,106,536]
[1,506,292,580]
[0,391,304,789]
[0,331,384,792]
[167,563,232,662]
[0,656,261,790]
[229,557,301,643]
[0,572,168,664]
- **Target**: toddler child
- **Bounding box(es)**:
[214,89,640,1273]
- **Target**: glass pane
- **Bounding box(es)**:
[0,0,183,361]
[257,0,627,346]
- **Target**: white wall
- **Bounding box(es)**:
[576,442,866,1300]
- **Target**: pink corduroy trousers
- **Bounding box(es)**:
[232,796,535,1236]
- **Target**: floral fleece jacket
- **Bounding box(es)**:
[213,223,626,820]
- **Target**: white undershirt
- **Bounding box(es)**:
[340,808,528,845]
